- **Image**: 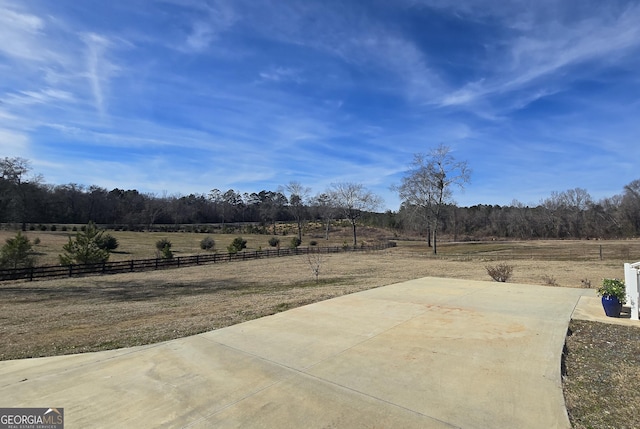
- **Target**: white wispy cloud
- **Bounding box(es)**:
[0,128,30,156]
[258,66,304,84]
[340,32,447,103]
[169,0,237,53]
[438,2,640,110]
[0,1,119,128]
[185,21,216,52]
[5,88,75,106]
[82,33,117,117]
[0,2,46,62]
[0,0,79,73]
[217,0,447,103]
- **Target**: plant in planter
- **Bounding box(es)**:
[597,278,626,317]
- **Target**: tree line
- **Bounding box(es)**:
[2,155,640,245]
[393,144,640,244]
[0,158,382,247]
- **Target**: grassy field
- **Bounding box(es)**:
[1,228,640,428]
[1,226,638,266]
[0,225,390,266]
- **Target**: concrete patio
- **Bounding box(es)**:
[1,277,600,428]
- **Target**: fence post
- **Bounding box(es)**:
[68,264,73,277]
[130,260,134,272]
[624,262,640,321]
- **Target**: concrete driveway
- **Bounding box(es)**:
[0,277,590,428]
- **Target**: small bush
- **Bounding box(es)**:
[39,224,47,231]
[268,237,280,247]
[33,237,41,245]
[200,236,215,251]
[155,238,172,252]
[486,263,513,282]
[61,226,68,231]
[98,234,119,252]
[227,237,247,254]
[581,278,592,288]
[541,274,558,286]
[50,225,57,232]
[160,244,173,259]
[290,237,302,248]
[309,240,318,246]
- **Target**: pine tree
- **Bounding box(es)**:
[59,222,110,265]
[0,231,36,269]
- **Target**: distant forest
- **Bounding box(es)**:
[1,157,639,240]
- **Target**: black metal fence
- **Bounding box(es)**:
[0,243,394,283]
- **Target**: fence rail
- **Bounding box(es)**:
[0,243,394,283]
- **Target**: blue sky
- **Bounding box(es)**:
[2,0,640,210]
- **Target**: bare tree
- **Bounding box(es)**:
[541,188,593,238]
[394,154,436,246]
[622,179,640,235]
[396,145,470,254]
[306,250,324,283]
[328,182,382,247]
[312,192,337,240]
[561,188,592,238]
[143,193,165,231]
[281,181,311,241]
[258,190,287,235]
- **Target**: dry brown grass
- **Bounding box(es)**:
[563,320,640,429]
[0,242,631,361]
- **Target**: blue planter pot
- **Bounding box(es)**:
[601,295,622,317]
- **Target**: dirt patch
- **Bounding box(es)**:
[563,320,640,429]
